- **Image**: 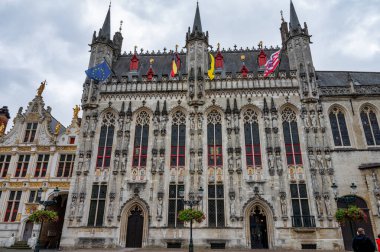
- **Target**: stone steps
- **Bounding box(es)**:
[8,240,31,249]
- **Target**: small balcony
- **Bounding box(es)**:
[291,215,316,228]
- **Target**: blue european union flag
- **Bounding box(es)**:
[85,60,112,81]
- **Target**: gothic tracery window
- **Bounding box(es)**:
[207,110,223,166]
[96,112,116,168]
[329,107,350,146]
[170,111,186,167]
[132,111,150,167]
[282,108,302,165]
[360,106,380,146]
[243,109,261,167]
[207,110,225,227]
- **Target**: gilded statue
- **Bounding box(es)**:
[37,80,47,97]
[0,123,5,136]
[55,123,61,135]
[73,105,80,119]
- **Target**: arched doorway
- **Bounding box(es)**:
[22,221,34,241]
[244,198,275,249]
[119,197,149,248]
[250,206,268,249]
[337,196,375,251]
[126,206,144,247]
[39,193,68,249]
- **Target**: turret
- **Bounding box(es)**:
[186,3,209,105]
[285,1,317,100]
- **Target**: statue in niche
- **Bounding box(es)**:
[197,114,203,131]
[158,156,164,172]
[275,152,282,170]
[228,155,234,171]
[157,198,163,219]
[315,196,324,218]
[189,155,195,172]
[226,115,232,129]
[236,155,242,170]
[189,82,195,98]
[323,194,332,217]
[121,158,126,172]
[197,154,203,172]
[190,114,196,131]
[272,114,278,129]
[325,152,332,169]
[160,116,167,132]
[153,116,159,130]
[308,155,316,169]
[318,113,325,129]
[268,152,275,169]
[280,193,287,216]
[316,151,324,170]
[310,110,317,128]
[264,114,270,129]
[114,158,119,171]
[230,197,236,217]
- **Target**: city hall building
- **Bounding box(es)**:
[1,1,380,251]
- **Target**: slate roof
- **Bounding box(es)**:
[112,48,287,79]
[316,71,380,87]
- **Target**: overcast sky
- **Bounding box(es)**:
[0,0,379,129]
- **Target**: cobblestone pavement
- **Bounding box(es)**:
[0,249,346,252]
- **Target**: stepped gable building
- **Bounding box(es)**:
[0,83,80,249]
[52,1,380,251]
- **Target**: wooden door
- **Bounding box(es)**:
[22,221,33,241]
[250,207,268,249]
[126,206,144,248]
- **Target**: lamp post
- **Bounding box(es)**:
[34,187,60,252]
[179,187,204,252]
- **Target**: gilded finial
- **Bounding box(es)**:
[150,58,154,65]
[280,10,284,22]
[73,105,80,119]
[36,80,47,97]
[258,41,263,50]
[119,20,123,32]
[0,123,5,137]
[175,44,179,53]
[55,123,61,135]
[217,43,220,51]
[240,55,245,61]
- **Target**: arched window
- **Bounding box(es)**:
[96,112,115,168]
[170,111,186,167]
[281,108,302,165]
[243,109,261,167]
[329,107,350,146]
[207,110,224,227]
[132,111,150,167]
[168,111,186,227]
[360,106,380,146]
[207,110,223,166]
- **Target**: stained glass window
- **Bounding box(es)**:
[132,111,150,167]
[97,112,115,168]
[243,109,261,166]
[281,108,302,165]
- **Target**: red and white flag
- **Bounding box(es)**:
[264,49,281,77]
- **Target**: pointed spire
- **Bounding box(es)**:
[225,99,232,114]
[270,97,277,113]
[192,2,202,33]
[233,99,239,114]
[99,4,111,40]
[155,101,160,116]
[263,98,269,114]
[126,101,132,117]
[162,101,168,116]
[119,101,125,117]
[289,0,301,30]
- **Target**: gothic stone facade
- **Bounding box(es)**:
[58,2,380,250]
[0,95,80,248]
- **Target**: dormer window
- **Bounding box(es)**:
[23,122,38,143]
[258,50,267,68]
[215,51,224,70]
[69,136,76,145]
[130,54,139,72]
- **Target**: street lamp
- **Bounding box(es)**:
[34,187,60,252]
[179,187,204,252]
[331,182,357,203]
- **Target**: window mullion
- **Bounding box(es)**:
[368,113,376,145]
[289,122,295,165]
[336,114,343,146]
